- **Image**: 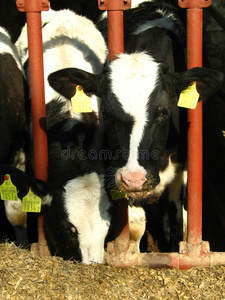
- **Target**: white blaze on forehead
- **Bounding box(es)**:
[110,52,160,168]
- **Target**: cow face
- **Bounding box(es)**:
[43,173,111,264]
[43,201,82,261]
[101,53,171,199]
[48,52,223,202]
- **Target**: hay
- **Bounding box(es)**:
[1,243,225,299]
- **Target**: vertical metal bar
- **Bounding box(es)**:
[107,10,124,61]
[98,0,131,257]
[26,12,48,183]
[186,8,203,245]
[108,7,129,250]
[26,11,49,252]
[113,199,129,253]
[178,0,212,246]
[16,0,50,256]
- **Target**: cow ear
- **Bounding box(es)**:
[173,67,224,101]
[41,194,53,206]
[0,165,49,199]
[48,68,104,99]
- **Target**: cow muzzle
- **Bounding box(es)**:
[120,172,147,192]
[115,170,154,200]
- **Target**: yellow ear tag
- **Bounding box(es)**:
[22,188,41,213]
[0,174,18,201]
[178,81,199,109]
[110,189,127,200]
[71,85,93,113]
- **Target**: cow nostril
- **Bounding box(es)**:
[121,177,131,185]
[121,177,130,189]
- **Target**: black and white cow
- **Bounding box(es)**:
[14,9,111,263]
[16,8,108,130]
[15,8,108,178]
[43,173,111,263]
[0,117,112,263]
[47,2,224,252]
[0,26,29,246]
[0,112,112,263]
[40,114,112,263]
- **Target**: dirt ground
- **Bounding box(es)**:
[1,243,225,300]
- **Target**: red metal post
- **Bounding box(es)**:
[178,0,211,246]
[107,10,125,61]
[98,1,131,62]
[26,12,48,182]
[16,0,50,256]
[98,0,132,262]
[187,8,204,245]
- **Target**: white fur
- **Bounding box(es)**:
[163,168,187,244]
[42,194,53,206]
[129,205,146,252]
[153,157,178,196]
[4,200,27,228]
[168,169,186,204]
[183,204,187,241]
[16,9,107,119]
[0,27,24,74]
[12,149,26,172]
[131,0,153,8]
[133,15,179,36]
[182,170,187,241]
[16,9,107,66]
[110,52,160,173]
[64,173,111,264]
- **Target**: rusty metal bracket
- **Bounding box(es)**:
[98,0,131,11]
[105,240,140,267]
[178,0,212,9]
[16,0,50,12]
[179,241,211,269]
[179,241,210,256]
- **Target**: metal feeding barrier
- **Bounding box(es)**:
[16,0,225,268]
[16,0,50,257]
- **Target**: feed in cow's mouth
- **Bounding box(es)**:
[110,187,161,203]
[110,180,160,203]
[128,190,153,199]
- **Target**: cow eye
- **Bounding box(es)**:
[161,108,170,117]
[157,108,170,122]
[62,223,77,235]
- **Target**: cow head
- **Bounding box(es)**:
[42,172,111,264]
[48,52,223,202]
